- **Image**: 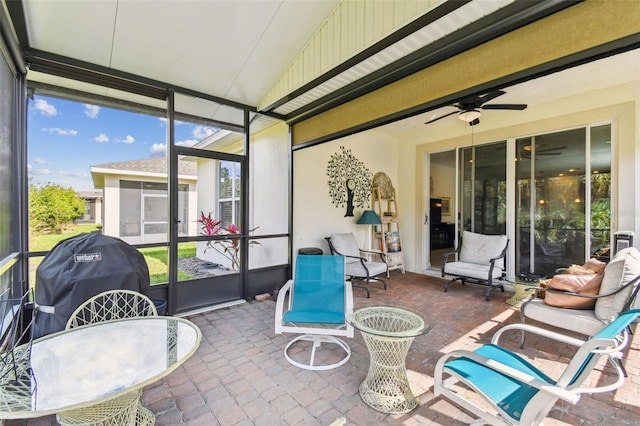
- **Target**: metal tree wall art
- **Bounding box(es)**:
[327,146,372,217]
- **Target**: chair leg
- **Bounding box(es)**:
[444,278,460,292]
[484,286,494,301]
[351,281,370,298]
[284,334,351,370]
[519,317,526,349]
[367,277,386,290]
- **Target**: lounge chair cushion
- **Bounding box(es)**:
[522,298,605,336]
[345,261,387,278]
[444,261,504,281]
[595,247,640,321]
[458,231,508,269]
[329,233,361,264]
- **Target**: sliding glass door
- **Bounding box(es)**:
[460,141,507,235]
[515,126,611,278]
[458,124,611,279]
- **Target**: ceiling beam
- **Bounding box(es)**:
[260,0,471,113]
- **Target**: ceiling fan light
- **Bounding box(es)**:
[458,110,481,122]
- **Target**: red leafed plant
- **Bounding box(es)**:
[197,211,259,270]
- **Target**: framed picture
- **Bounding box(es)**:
[441,197,451,215]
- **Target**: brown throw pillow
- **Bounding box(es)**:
[566,264,596,275]
[543,272,604,309]
[583,258,607,274]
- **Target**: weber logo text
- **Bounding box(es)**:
[74,253,102,262]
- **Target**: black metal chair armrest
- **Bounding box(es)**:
[359,248,387,262]
[442,251,457,262]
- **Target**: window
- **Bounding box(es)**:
[119,180,188,243]
[218,161,241,227]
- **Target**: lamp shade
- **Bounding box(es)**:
[458,109,481,122]
[357,210,382,225]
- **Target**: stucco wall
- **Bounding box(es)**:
[397,82,639,275]
[293,130,399,259]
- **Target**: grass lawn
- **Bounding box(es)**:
[29,224,196,285]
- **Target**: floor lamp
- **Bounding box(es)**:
[357,210,382,251]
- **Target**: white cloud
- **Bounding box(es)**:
[150,139,199,156]
[34,157,47,165]
[93,133,109,143]
[150,143,166,155]
[158,118,187,126]
[193,125,217,139]
[84,104,100,118]
[43,127,78,136]
[30,168,51,176]
[177,139,198,147]
[116,135,135,144]
[34,99,58,117]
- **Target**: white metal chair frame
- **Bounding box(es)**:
[275,256,354,371]
[58,290,158,426]
[435,310,639,426]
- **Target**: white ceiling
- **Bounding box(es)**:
[10,0,639,138]
[22,0,340,109]
[15,0,520,129]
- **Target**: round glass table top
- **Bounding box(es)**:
[0,316,201,418]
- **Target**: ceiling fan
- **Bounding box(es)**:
[425,90,527,126]
[519,144,567,158]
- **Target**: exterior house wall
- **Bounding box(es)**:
[399,83,639,275]
[102,175,120,238]
[290,81,638,276]
[101,173,197,244]
[196,122,290,270]
[249,122,289,269]
[293,130,399,261]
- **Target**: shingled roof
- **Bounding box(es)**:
[91,157,197,176]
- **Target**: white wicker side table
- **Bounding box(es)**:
[349,306,429,414]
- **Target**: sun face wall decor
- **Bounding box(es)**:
[327,146,372,217]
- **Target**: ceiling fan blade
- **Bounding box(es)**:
[481,104,528,110]
[478,90,506,104]
[425,110,458,124]
[537,146,567,153]
[537,152,562,155]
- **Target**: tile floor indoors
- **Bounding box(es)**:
[5,271,640,425]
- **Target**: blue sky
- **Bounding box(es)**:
[28,95,216,191]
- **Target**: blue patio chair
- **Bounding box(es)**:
[274,255,354,370]
[434,309,640,426]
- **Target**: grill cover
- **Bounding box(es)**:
[32,233,150,339]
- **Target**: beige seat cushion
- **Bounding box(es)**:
[594,247,640,322]
[522,298,605,336]
[444,261,504,280]
[458,231,508,268]
[329,233,361,264]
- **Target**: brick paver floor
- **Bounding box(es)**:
[6,272,640,425]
